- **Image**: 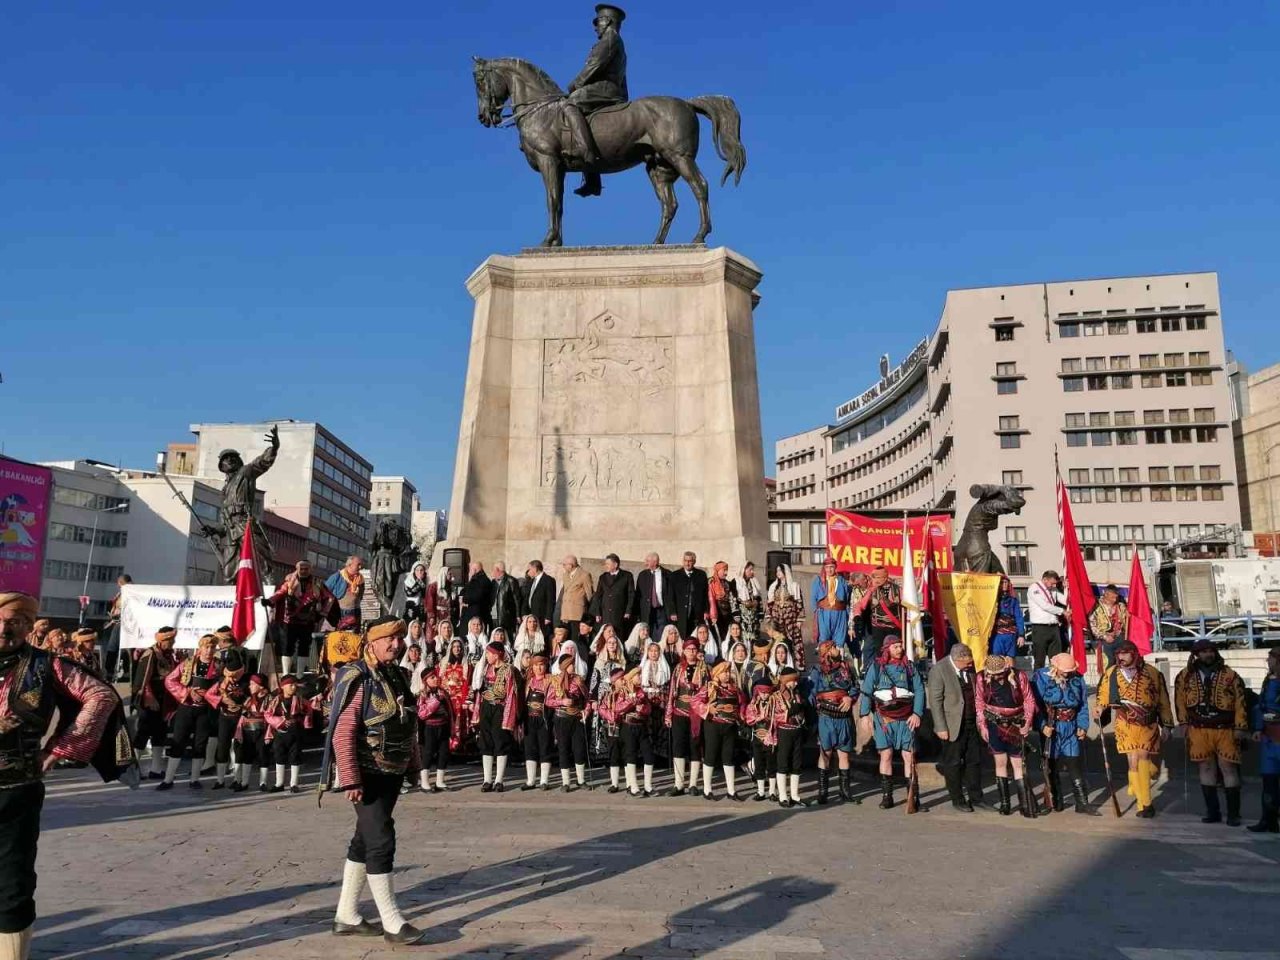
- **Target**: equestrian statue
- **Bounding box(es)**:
[473,5,746,247]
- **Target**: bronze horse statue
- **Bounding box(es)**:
[473,56,745,247]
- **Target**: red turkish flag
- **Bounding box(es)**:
[1056,472,1096,670]
[1126,548,1155,656]
[231,526,261,644]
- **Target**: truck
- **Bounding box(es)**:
[1156,557,1280,649]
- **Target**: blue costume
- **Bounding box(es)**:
[808,660,858,753]
[1255,675,1280,777]
[859,657,924,752]
[989,593,1025,658]
[1032,668,1090,759]
[811,573,852,646]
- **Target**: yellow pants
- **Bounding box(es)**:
[1188,727,1240,765]
[1126,757,1156,808]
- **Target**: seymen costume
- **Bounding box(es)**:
[1174,639,1249,826]
[1097,640,1173,818]
[1032,653,1094,814]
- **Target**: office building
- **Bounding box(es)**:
[1233,360,1280,554]
[370,475,419,534]
[774,272,1243,589]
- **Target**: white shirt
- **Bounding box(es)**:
[649,568,664,604]
[1028,582,1067,625]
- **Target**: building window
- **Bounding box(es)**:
[1077,525,1094,541]
[1087,376,1109,391]
[1161,317,1182,332]
[1164,352,1185,368]
[1084,321,1104,337]
[1136,318,1157,333]
[1108,319,1129,335]
[1069,487,1091,503]
[1095,487,1117,502]
[995,326,1015,342]
[1120,488,1143,502]
[1167,372,1188,387]
[1091,431,1112,446]
[1141,373,1163,389]
[780,522,801,546]
[1180,524,1201,539]
[1115,411,1136,426]
[999,416,1020,430]
[1065,413,1086,428]
[996,362,1017,376]
[1116,430,1138,445]
[1202,486,1224,501]
[1150,487,1172,502]
[1154,525,1175,543]
[1109,355,1130,370]
[1061,358,1083,373]
[1139,354,1160,370]
[1174,466,1196,482]
[1149,467,1171,482]
[1060,323,1080,338]
[1123,524,1145,541]
[809,521,827,547]
[1006,546,1031,577]
[1067,469,1090,484]
[1169,408,1190,424]
[997,380,1018,395]
[1191,371,1214,386]
[1196,426,1219,443]
[1066,433,1088,448]
[1170,427,1193,443]
[1086,357,1107,372]
[1089,412,1111,427]
[1146,429,1167,444]
[1189,351,1210,366]
[1095,468,1116,483]
[1194,408,1216,424]
[810,550,827,565]
[1006,526,1028,542]
[1119,467,1140,482]
[1186,315,1207,331]
[1002,470,1023,485]
[769,522,780,542]
[1143,410,1165,425]
[1176,486,1198,501]
[1063,377,1084,392]
[1200,464,1222,481]
[1112,374,1133,389]
[1000,434,1021,449]
[1098,525,1120,542]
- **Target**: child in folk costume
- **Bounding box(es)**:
[235,673,271,792]
[859,635,925,810]
[1095,639,1173,818]
[974,655,1037,817]
[520,654,556,791]
[204,647,249,790]
[639,639,671,765]
[742,678,778,801]
[808,640,860,805]
[416,667,453,793]
[767,667,809,807]
[546,651,592,791]
[471,640,518,792]
[597,666,654,795]
[437,638,472,754]
[265,673,315,793]
[665,639,710,796]
[693,660,748,801]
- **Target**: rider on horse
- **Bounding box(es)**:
[565,4,628,198]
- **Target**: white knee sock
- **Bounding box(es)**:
[575,764,586,785]
[164,757,181,784]
[481,755,494,784]
[420,770,431,790]
[215,762,227,785]
[150,751,167,776]
[436,769,446,789]
[625,764,638,793]
[525,760,537,785]
[188,759,202,785]
[724,766,736,796]
[259,767,269,787]
[561,768,571,786]
[275,764,286,788]
[702,764,713,795]
[673,758,687,789]
[539,762,551,785]
[281,655,294,676]
[0,924,33,960]
[335,859,366,925]
[775,773,789,802]
[238,765,251,787]
[644,765,654,792]
[756,778,766,797]
[366,873,406,936]
[290,765,301,788]
[790,774,802,801]
[610,766,620,788]
[494,755,507,785]
[690,761,702,789]
[204,741,217,768]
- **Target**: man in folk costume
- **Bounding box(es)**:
[416,667,453,793]
[473,639,519,792]
[519,653,556,792]
[1089,583,1128,669]
[693,660,747,801]
[326,555,367,632]
[665,639,710,796]
[0,593,125,960]
[235,673,271,792]
[1032,652,1094,814]
[159,634,220,790]
[547,650,591,790]
[1175,638,1249,825]
[743,678,777,801]
[808,640,860,805]
[853,565,902,667]
[322,616,424,945]
[859,634,924,809]
[768,666,808,808]
[265,673,314,793]
[1249,646,1280,833]
[975,655,1037,817]
[810,558,851,648]
[1096,639,1173,818]
[131,625,179,780]
[205,646,250,790]
[270,560,337,676]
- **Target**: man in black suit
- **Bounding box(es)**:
[634,552,674,640]
[669,551,709,640]
[460,561,492,631]
[525,560,557,637]
[590,553,635,640]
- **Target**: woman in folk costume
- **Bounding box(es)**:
[691,622,720,666]
[624,622,650,667]
[726,634,753,692]
[859,635,925,810]
[1031,652,1094,814]
[437,637,472,754]
[463,617,488,667]
[767,641,796,680]
[665,639,710,796]
[546,650,592,791]
[513,614,547,660]
[402,563,429,624]
[693,660,748,801]
[552,638,589,678]
[400,643,428,696]
[734,562,764,646]
[639,639,672,763]
[657,624,682,669]
[707,561,740,642]
[589,627,628,756]
[159,633,220,790]
[432,616,456,661]
[974,655,1037,817]
[424,566,458,639]
[767,563,806,669]
[1095,639,1173,818]
[989,576,1027,658]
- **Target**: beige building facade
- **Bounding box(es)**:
[774,272,1244,590]
[1234,361,1280,553]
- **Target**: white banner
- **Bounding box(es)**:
[119,583,271,651]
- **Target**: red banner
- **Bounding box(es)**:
[0,456,53,597]
[825,511,953,576]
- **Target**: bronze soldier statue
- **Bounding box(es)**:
[565,4,628,198]
[210,426,279,582]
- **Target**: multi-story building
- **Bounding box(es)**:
[262,511,309,584]
[187,420,372,575]
[774,272,1244,591]
[370,476,418,534]
[1233,360,1280,554]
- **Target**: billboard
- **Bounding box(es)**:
[825,510,953,576]
[0,456,53,596]
[119,583,268,651]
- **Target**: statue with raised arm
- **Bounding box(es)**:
[208,426,279,583]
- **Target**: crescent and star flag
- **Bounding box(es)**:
[1056,467,1095,670]
[1126,546,1155,656]
[231,527,262,644]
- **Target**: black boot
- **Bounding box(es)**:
[1225,786,1242,827]
[839,769,858,804]
[1071,779,1099,815]
[1201,785,1222,824]
[996,777,1012,816]
[817,769,830,806]
[878,774,894,810]
[1247,781,1280,833]
[967,783,992,811]
[1049,759,1066,812]
[1016,779,1035,819]
[945,768,972,812]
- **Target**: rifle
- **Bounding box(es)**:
[159,469,235,574]
[905,763,920,814]
[1096,726,1123,818]
[1038,732,1056,813]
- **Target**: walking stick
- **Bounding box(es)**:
[1182,729,1190,810]
[1096,723,1123,818]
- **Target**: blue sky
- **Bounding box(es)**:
[5,1,1278,508]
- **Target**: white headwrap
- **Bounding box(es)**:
[514,622,546,658]
[639,639,671,692]
[624,622,650,659]
[734,565,761,604]
[767,640,796,678]
[551,638,588,678]
[768,564,801,603]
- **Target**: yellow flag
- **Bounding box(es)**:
[938,572,1002,671]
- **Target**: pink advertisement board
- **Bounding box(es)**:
[0,456,53,596]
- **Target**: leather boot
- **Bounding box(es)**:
[1225,786,1242,827]
[839,769,858,804]
[1016,779,1035,818]
[1247,784,1280,833]
[945,767,971,812]
[817,769,830,806]
[996,777,1012,816]
[1049,759,1066,812]
[1201,785,1222,824]
[1071,778,1098,815]
[878,774,894,810]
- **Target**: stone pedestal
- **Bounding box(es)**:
[441,244,771,571]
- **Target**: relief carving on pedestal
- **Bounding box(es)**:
[539,435,674,505]
[543,314,674,399]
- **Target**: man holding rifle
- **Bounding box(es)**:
[1032,653,1094,814]
[1096,640,1173,818]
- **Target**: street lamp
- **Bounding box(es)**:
[80,502,129,625]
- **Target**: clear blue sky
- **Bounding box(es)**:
[5,1,1278,508]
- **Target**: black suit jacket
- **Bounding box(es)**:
[590,569,635,629]
[670,567,709,632]
[634,567,675,624]
[527,573,557,630]
[461,571,492,626]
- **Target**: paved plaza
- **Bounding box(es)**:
[30,756,1279,960]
